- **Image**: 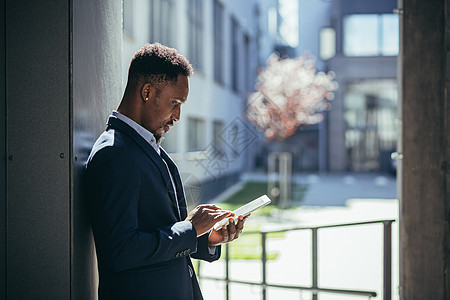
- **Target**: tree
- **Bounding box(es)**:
[246,53,338,141]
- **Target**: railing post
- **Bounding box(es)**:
[262,232,267,300]
[226,243,230,300]
[383,221,392,300]
[197,220,392,299]
[312,228,318,300]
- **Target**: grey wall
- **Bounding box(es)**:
[5,1,71,298]
[72,1,122,299]
[0,0,6,298]
[400,0,450,298]
[1,0,122,298]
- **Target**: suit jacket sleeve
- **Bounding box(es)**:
[85,146,198,272]
[192,233,221,262]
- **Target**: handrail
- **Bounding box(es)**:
[243,219,396,233]
[197,219,395,300]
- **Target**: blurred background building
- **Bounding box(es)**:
[271,0,399,174]
[325,0,398,173]
[119,0,399,204]
[121,0,282,203]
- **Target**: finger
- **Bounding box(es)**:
[233,215,245,238]
[205,209,229,215]
[235,215,245,231]
[202,207,230,214]
[234,216,242,239]
[202,207,225,213]
[227,217,237,241]
[200,208,229,218]
[241,215,250,224]
[222,225,229,241]
[199,204,221,210]
[212,210,233,221]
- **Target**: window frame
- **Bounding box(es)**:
[187,0,203,71]
[149,0,174,47]
[342,13,399,57]
[213,0,225,84]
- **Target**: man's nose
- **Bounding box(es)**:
[172,106,181,122]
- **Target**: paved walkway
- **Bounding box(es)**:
[241,172,397,207]
[296,173,397,207]
[200,172,399,300]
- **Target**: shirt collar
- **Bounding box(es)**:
[112,111,160,155]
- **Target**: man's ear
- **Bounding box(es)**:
[141,83,153,102]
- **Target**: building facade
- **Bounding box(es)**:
[274,0,399,173]
[122,0,280,203]
[121,0,399,178]
[324,0,399,172]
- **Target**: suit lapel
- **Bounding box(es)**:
[160,149,187,220]
[107,116,183,220]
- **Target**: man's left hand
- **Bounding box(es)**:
[208,214,249,247]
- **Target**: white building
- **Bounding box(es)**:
[122,0,280,204]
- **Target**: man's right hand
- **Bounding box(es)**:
[185,204,233,237]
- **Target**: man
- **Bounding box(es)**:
[84,43,247,299]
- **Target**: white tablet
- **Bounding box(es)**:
[213,195,271,231]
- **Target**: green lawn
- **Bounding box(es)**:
[219,181,307,214]
[222,225,284,261]
[196,178,310,268]
[214,180,307,260]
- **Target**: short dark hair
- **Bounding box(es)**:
[127,43,193,86]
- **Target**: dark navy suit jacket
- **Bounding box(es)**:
[85,116,220,299]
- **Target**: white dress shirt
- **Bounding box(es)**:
[112,111,216,255]
[112,111,161,154]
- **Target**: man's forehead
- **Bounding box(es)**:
[163,81,188,101]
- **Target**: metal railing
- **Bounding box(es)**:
[197,219,395,300]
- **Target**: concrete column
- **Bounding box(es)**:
[2,0,121,298]
[400,0,450,299]
[0,0,6,298]
[72,1,122,299]
[5,1,71,298]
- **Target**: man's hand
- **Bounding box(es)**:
[208,214,249,247]
[185,204,232,237]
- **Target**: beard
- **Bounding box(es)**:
[155,134,163,143]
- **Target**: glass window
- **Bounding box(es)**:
[343,14,399,57]
[187,0,203,70]
[213,121,224,151]
[231,17,239,92]
[268,7,277,39]
[243,34,250,92]
[123,0,134,37]
[149,0,173,47]
[278,0,299,47]
[187,118,206,152]
[344,79,398,171]
[319,27,336,60]
[213,0,224,84]
[343,14,378,56]
[381,14,399,56]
